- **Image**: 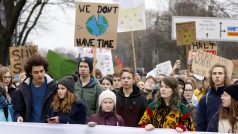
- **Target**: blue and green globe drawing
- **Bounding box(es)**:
[86,15,109,36]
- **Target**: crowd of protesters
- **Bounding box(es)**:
[0,54,238,133]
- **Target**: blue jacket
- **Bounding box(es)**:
[196,86,225,131]
[206,111,219,132]
[47,100,87,124]
[14,74,57,122]
[0,95,13,122]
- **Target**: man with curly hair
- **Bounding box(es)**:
[15,55,57,122]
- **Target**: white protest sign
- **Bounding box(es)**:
[146,68,157,78]
[115,0,146,32]
[156,61,173,76]
[172,16,238,42]
[80,48,114,76]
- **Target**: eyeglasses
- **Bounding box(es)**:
[3,76,12,79]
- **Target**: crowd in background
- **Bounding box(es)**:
[0,54,238,133]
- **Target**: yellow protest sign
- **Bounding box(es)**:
[74,2,119,49]
[176,21,196,46]
[9,45,38,74]
[192,50,233,78]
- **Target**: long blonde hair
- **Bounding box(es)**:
[52,90,77,113]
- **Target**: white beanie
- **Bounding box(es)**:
[98,90,116,107]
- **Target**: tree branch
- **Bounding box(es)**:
[21,0,49,46]
[17,0,41,46]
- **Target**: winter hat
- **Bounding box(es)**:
[58,76,76,93]
[98,90,116,107]
[78,57,94,73]
[224,84,238,101]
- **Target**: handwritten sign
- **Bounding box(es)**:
[176,21,196,46]
[156,61,173,76]
[9,45,38,74]
[74,2,119,49]
[232,60,238,76]
[80,48,114,76]
[192,50,233,77]
[191,41,217,55]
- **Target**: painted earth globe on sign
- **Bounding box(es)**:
[86,15,109,36]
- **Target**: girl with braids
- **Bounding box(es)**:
[139,76,195,132]
[47,76,86,124]
[207,84,238,133]
[88,90,124,127]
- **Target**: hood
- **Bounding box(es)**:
[77,76,98,88]
[23,74,54,85]
[118,84,143,98]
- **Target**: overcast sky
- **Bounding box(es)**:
[28,0,166,51]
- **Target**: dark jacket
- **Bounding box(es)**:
[88,111,124,126]
[116,84,147,127]
[47,100,87,124]
[14,74,57,122]
[206,111,219,132]
[196,86,225,131]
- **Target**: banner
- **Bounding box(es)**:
[176,21,196,46]
[156,61,173,76]
[47,50,77,80]
[192,50,233,77]
[115,0,146,32]
[0,122,218,134]
[74,2,119,49]
[80,48,114,76]
[9,45,38,74]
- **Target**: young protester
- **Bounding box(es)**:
[0,67,17,103]
[47,76,86,124]
[88,90,124,127]
[15,55,57,122]
[207,84,238,133]
[0,83,13,122]
[143,76,156,104]
[196,64,231,131]
[101,76,113,90]
[112,73,122,93]
[116,67,147,127]
[74,57,104,116]
[183,81,198,106]
[139,76,195,132]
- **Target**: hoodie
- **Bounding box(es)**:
[116,84,147,127]
[74,76,104,116]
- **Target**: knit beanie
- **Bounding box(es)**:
[78,57,93,73]
[224,84,238,101]
[98,90,116,107]
[58,76,76,93]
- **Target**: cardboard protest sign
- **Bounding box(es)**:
[80,48,114,76]
[9,45,38,74]
[176,21,196,46]
[156,61,173,76]
[191,41,217,55]
[188,41,217,65]
[192,50,233,77]
[232,60,238,76]
[74,2,119,49]
[115,0,146,32]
